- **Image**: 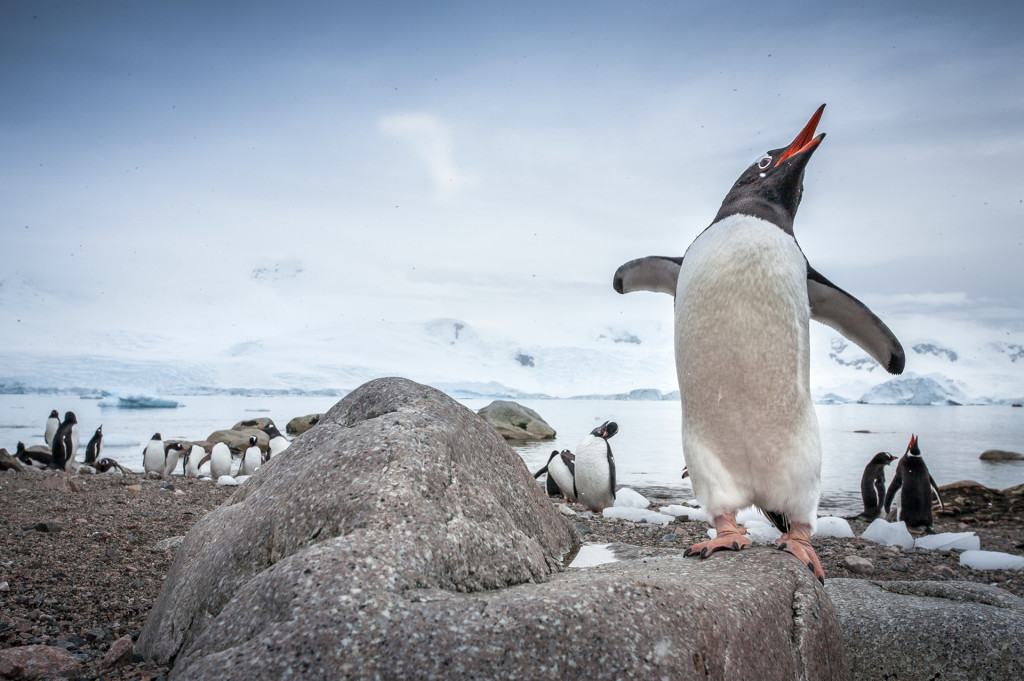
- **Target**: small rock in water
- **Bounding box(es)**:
[843,555,875,575]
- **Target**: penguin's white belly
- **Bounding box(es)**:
[239,448,260,476]
[547,456,576,501]
[269,437,289,457]
[210,444,232,478]
[574,437,615,510]
[675,215,820,521]
[163,451,180,478]
[143,443,164,475]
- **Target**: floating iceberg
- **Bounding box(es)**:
[861,518,915,548]
[959,550,1024,571]
[568,543,619,568]
[603,507,675,525]
[613,487,651,509]
[814,516,855,539]
[99,394,182,409]
[915,532,980,551]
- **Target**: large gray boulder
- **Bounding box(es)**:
[476,399,556,440]
[285,412,322,436]
[826,579,1024,680]
[138,377,846,680]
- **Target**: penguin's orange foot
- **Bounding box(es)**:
[775,521,825,584]
[684,513,751,558]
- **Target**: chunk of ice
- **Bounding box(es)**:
[216,475,239,486]
[613,487,651,509]
[659,505,709,522]
[603,507,675,525]
[915,532,980,551]
[814,516,855,539]
[569,543,619,568]
[861,518,914,548]
[959,550,1024,571]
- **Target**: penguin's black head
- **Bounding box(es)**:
[714,104,826,235]
[49,409,59,418]
[64,411,77,424]
[906,434,921,456]
[152,432,162,441]
[95,425,103,435]
[249,435,258,446]
[591,421,619,439]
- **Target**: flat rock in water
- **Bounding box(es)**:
[980,449,1024,461]
[137,378,845,681]
[826,579,1024,680]
[285,413,322,436]
[476,399,556,440]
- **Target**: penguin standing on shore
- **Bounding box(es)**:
[238,436,261,476]
[857,452,897,520]
[50,411,78,470]
[163,442,186,479]
[613,105,905,581]
[573,421,619,511]
[84,426,103,465]
[533,449,577,502]
[884,434,943,532]
[257,423,289,462]
[44,410,60,446]
[143,433,165,478]
[199,442,232,479]
[182,444,205,478]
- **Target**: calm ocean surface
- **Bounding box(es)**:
[2,394,1022,516]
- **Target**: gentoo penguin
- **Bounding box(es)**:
[199,442,232,479]
[858,452,897,520]
[16,441,52,468]
[44,409,60,446]
[84,425,103,465]
[50,411,78,470]
[95,457,132,475]
[612,105,905,581]
[533,449,577,502]
[163,442,186,479]
[182,444,205,478]
[884,435,943,532]
[238,436,261,476]
[143,433,165,478]
[257,423,289,462]
[573,421,619,511]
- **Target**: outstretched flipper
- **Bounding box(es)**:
[930,474,944,511]
[613,256,683,295]
[806,265,905,374]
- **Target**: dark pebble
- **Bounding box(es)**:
[575,523,594,535]
[34,521,65,532]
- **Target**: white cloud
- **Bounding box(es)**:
[377,113,477,198]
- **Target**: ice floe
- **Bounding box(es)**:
[861,518,915,548]
[603,507,675,525]
[959,550,1024,571]
[613,487,651,509]
[914,532,980,551]
[814,516,855,539]
[216,475,240,486]
[659,505,709,522]
[568,543,619,568]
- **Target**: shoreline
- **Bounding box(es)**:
[1,469,1021,679]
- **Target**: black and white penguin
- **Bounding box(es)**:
[238,436,261,476]
[183,444,205,478]
[884,435,943,532]
[533,449,577,502]
[612,105,905,581]
[16,441,52,468]
[143,433,165,478]
[858,452,897,520]
[84,425,103,465]
[95,457,132,476]
[67,413,80,463]
[573,421,619,511]
[50,411,78,470]
[199,442,232,479]
[44,410,60,446]
[163,442,186,479]
[257,423,289,462]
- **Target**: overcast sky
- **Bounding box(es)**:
[2,1,1022,370]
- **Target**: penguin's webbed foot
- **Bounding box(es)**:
[775,521,825,584]
[684,513,751,558]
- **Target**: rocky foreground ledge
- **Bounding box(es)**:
[1,377,1022,680]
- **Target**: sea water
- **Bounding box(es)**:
[1,394,1022,516]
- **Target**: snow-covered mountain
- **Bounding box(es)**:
[1,312,1022,404]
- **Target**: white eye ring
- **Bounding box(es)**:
[757,155,772,170]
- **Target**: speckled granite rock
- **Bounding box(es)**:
[476,399,556,440]
[826,579,1024,680]
[137,378,579,671]
[0,644,82,679]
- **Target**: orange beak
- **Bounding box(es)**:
[775,104,826,166]
[907,434,917,451]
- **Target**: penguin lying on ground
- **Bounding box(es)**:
[884,434,943,532]
[95,457,133,476]
[613,105,905,582]
[573,421,619,511]
[857,452,897,520]
[533,449,577,502]
[16,441,52,468]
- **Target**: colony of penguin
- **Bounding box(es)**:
[12,409,290,482]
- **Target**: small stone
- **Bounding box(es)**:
[75,517,88,524]
[105,548,119,559]
[99,636,134,671]
[661,533,677,542]
[0,581,8,591]
[558,505,577,517]
[891,561,910,573]
[934,565,959,579]
[154,536,184,553]
[126,484,142,492]
[34,521,65,533]
[84,627,108,642]
[0,644,83,679]
[575,523,594,535]
[843,555,875,575]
